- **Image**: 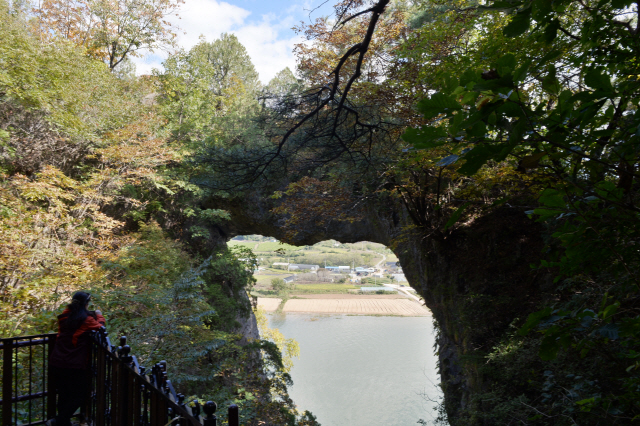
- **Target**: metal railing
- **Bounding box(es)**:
[1,333,56,425]
[1,330,240,426]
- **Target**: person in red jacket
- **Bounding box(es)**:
[46,291,106,426]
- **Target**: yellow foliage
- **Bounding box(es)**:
[254,306,300,373]
[0,112,179,337]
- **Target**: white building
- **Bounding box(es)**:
[392,273,407,282]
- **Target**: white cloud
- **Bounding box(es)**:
[131,0,305,84]
[173,0,250,48]
[234,15,303,83]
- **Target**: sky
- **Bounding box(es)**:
[132,0,335,84]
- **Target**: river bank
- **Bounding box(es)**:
[257,294,431,316]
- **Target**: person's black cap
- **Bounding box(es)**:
[72,291,91,304]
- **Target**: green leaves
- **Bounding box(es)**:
[519,307,553,336]
[503,5,532,37]
[457,145,504,175]
[543,18,561,43]
[517,300,625,363]
[0,10,124,141]
[400,0,640,420]
[584,68,613,92]
[415,93,461,119]
[444,202,470,231]
[402,125,448,149]
[539,333,562,361]
[157,34,261,147]
[532,188,566,220]
[541,65,561,95]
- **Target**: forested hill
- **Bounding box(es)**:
[2,0,640,425]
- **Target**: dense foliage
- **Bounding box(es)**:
[0,1,321,423]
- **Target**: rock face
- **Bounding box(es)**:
[236,291,260,344]
[210,192,550,422]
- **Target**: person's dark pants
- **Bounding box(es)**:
[51,366,90,426]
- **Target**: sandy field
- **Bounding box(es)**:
[257,295,431,316]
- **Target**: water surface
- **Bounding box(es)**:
[268,313,442,426]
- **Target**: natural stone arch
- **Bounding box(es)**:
[196,190,549,422]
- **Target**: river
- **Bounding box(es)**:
[268,313,443,426]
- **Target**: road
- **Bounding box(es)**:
[371,254,423,305]
[374,253,386,270]
[385,284,424,304]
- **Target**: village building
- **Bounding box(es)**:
[288,264,320,272]
[391,273,407,282]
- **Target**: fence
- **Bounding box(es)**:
[1,329,239,426]
[1,334,55,425]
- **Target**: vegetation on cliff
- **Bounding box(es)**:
[0,1,319,423]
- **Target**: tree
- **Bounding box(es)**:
[254,306,299,373]
[34,0,183,70]
[264,67,302,97]
[194,1,413,193]
[157,34,262,145]
[194,0,640,423]
[271,277,294,294]
[191,33,261,96]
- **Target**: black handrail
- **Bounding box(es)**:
[1,331,240,426]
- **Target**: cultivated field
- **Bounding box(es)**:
[227,240,258,250]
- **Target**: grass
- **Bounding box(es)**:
[385,253,399,263]
[261,267,290,273]
[227,241,258,249]
[254,274,292,285]
[255,241,298,252]
[358,290,397,295]
[251,289,280,297]
[361,277,394,285]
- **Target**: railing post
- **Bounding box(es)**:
[2,337,13,426]
[94,329,108,426]
[228,404,239,426]
[46,334,57,421]
[191,399,201,418]
[203,401,217,426]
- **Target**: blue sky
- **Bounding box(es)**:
[133,0,335,83]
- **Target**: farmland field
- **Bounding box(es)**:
[227,240,258,250]
[255,241,298,251]
[254,274,291,285]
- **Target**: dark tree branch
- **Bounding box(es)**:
[234,0,390,187]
